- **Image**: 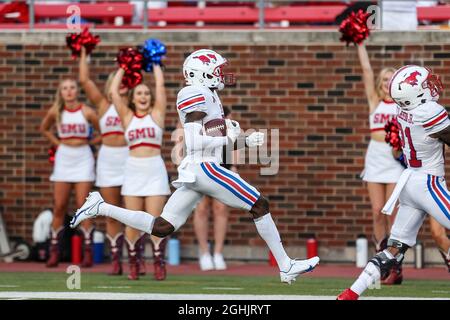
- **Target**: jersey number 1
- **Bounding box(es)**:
[399,125,422,168]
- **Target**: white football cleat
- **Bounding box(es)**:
[70,192,104,229]
[280,256,320,284]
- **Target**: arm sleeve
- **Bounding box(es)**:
[184,122,228,152]
[419,102,450,136]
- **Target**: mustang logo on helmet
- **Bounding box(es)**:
[193,54,217,65]
[399,71,422,88]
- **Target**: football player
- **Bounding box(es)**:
[70,49,320,284]
[338,65,450,300]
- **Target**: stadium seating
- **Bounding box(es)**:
[0,2,448,29]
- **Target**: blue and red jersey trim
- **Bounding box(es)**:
[427,175,450,221]
[177,94,206,112]
[200,162,259,207]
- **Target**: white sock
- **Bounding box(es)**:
[350,261,382,295]
[100,203,155,234]
[254,213,290,271]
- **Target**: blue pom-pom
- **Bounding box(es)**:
[140,38,166,73]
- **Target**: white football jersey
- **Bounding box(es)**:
[397,101,450,177]
[176,85,225,163]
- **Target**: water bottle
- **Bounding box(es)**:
[168,237,180,266]
[268,251,277,267]
[93,231,105,264]
[356,235,368,268]
[415,242,423,269]
[306,237,318,259]
[71,234,82,264]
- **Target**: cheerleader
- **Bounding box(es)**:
[357,44,405,283]
[79,47,128,275]
[40,78,98,268]
[110,64,170,281]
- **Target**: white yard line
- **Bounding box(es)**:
[203,287,244,290]
[0,291,448,300]
[0,285,19,288]
[94,286,132,289]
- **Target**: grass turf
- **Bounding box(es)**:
[0,272,448,298]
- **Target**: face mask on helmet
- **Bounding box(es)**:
[422,67,443,100]
[209,63,235,90]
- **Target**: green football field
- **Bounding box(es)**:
[0,272,448,299]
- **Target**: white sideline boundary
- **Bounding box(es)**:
[0,291,449,300]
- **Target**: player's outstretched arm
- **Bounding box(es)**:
[430,124,450,146]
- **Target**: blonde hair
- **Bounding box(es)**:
[51,79,77,123]
[375,67,396,100]
[104,70,117,101]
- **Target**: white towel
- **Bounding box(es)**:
[382,169,413,215]
[172,158,196,189]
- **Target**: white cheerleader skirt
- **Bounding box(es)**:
[50,144,95,183]
[95,145,129,188]
[361,140,404,184]
[121,155,171,197]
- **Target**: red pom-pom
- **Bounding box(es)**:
[122,70,143,89]
[339,10,370,46]
[385,118,402,151]
[116,48,144,89]
[116,48,143,72]
[48,145,58,165]
[66,27,100,59]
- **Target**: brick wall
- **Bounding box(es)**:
[1,32,450,262]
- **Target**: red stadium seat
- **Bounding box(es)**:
[148,7,259,24]
[418,4,450,22]
[265,5,346,23]
[34,2,133,24]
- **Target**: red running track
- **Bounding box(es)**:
[0,262,448,280]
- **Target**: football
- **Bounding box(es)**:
[203,118,226,137]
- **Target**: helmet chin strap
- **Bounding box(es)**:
[208,83,225,91]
